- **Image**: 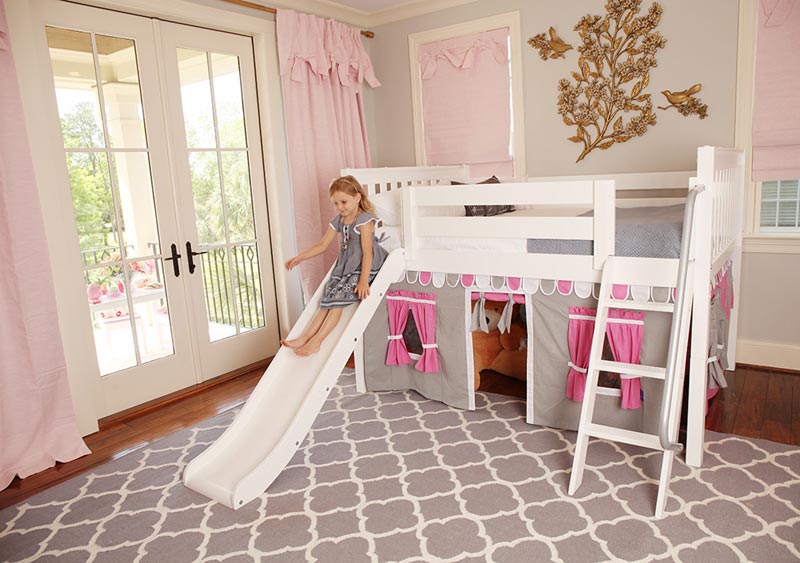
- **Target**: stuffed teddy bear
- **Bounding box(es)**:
[471,300,505,389]
[490,307,528,381]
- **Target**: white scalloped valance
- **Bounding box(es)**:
[405,271,679,304]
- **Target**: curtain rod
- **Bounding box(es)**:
[221,0,375,38]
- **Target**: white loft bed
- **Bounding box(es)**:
[343,145,745,468]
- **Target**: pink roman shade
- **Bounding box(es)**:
[752,0,800,181]
[419,28,513,178]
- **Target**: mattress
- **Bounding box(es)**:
[527,204,685,258]
[377,204,685,259]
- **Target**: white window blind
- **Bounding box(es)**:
[760,179,800,232]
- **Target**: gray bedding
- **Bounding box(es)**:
[527,204,685,258]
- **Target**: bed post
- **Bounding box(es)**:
[593,180,616,269]
[726,152,746,369]
[402,186,417,264]
[354,336,366,393]
[686,146,714,468]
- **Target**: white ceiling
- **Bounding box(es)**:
[323,0,424,15]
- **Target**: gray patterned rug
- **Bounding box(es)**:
[1,372,798,563]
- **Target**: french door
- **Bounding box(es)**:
[32,0,279,417]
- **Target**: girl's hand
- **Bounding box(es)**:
[285,256,301,270]
[355,279,370,300]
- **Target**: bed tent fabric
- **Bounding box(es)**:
[0,0,89,489]
[606,309,646,410]
[276,9,380,298]
[362,280,673,435]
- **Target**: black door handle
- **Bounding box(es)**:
[186,241,208,275]
[164,243,181,277]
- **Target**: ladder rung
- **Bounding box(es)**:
[586,424,663,450]
[595,360,666,380]
[607,299,675,313]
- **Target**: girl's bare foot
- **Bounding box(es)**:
[295,339,321,356]
[281,335,309,349]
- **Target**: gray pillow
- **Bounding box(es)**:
[451,176,513,216]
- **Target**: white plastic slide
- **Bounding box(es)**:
[183,249,406,509]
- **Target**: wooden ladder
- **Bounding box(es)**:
[568,186,705,518]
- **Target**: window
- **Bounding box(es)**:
[409,12,526,179]
[760,179,800,232]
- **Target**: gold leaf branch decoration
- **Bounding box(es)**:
[528,27,573,60]
[557,0,667,162]
[658,83,708,119]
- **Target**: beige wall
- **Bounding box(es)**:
[367,0,738,174]
[362,0,799,369]
[737,253,800,366]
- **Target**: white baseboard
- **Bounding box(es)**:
[736,339,800,371]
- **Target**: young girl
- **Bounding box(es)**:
[282,175,389,356]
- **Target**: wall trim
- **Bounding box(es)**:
[743,235,800,254]
[737,338,800,371]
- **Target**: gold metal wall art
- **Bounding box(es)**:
[658,83,708,119]
[557,1,667,162]
[528,27,573,59]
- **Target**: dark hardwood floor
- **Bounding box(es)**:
[1,362,797,510]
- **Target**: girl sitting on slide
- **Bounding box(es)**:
[282,175,388,356]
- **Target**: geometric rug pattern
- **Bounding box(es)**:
[1,372,798,562]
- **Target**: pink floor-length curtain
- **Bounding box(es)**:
[277,10,380,298]
[566,307,596,402]
[606,310,645,410]
[385,290,412,366]
[419,28,513,178]
[409,292,439,373]
[0,1,90,489]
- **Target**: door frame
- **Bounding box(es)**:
[6,0,299,436]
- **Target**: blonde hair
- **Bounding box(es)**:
[329,175,374,213]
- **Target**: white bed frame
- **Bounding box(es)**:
[343,146,745,467]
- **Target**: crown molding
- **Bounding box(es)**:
[366,0,480,26]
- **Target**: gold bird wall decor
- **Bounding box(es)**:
[528,27,573,60]
[658,84,708,119]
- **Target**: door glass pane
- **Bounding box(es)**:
[200,246,237,341]
[67,152,120,261]
[113,152,160,259]
[189,151,225,245]
[234,244,264,331]
[48,27,178,376]
[46,27,105,148]
[97,34,147,148]
[221,151,255,241]
[129,261,174,364]
[210,53,246,148]
[177,48,216,148]
[86,265,137,375]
